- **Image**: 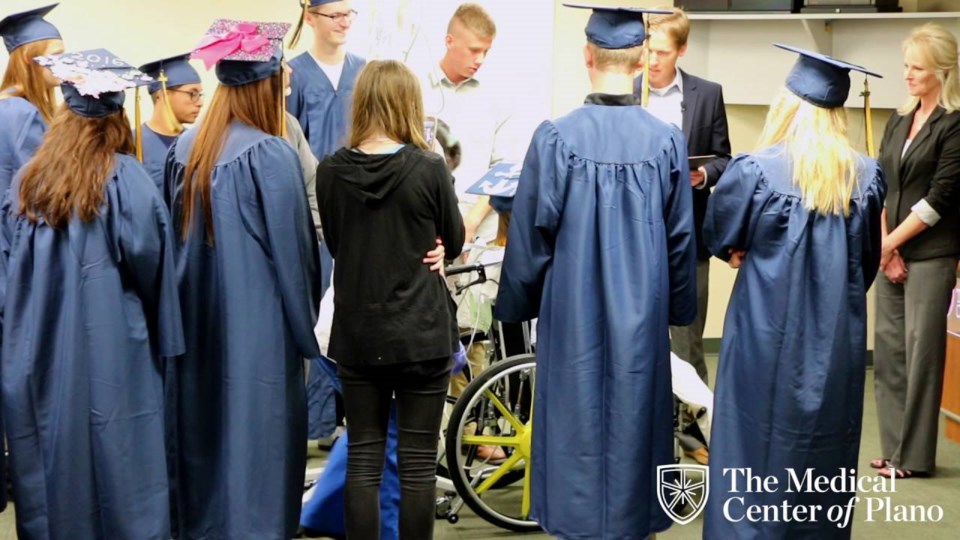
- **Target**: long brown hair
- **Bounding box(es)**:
[18,105,134,227]
[1,39,60,122]
[181,72,283,241]
[348,60,429,150]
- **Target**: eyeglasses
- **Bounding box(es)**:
[309,9,357,24]
[169,89,204,103]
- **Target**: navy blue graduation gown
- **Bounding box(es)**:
[287,51,365,439]
[495,95,697,539]
[0,94,47,513]
[0,96,47,199]
[165,121,321,540]
[0,155,184,539]
[137,122,183,531]
[286,51,365,162]
[702,148,885,539]
[140,124,178,190]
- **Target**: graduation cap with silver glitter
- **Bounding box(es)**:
[192,19,291,87]
[34,48,153,117]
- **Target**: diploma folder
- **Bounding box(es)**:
[689,154,717,170]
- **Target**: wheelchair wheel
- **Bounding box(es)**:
[444,354,540,533]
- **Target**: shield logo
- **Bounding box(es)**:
[657,464,709,525]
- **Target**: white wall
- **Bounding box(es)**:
[1,0,553,150]
[548,0,925,345]
[7,0,937,347]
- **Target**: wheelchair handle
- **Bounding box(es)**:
[446,263,489,296]
[445,262,486,279]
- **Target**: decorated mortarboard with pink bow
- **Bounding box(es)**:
[192,19,291,87]
[34,48,153,117]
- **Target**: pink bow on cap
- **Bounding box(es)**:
[193,22,269,70]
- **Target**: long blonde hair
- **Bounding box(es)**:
[898,23,960,115]
[348,60,429,150]
[182,73,283,241]
[0,39,60,122]
[757,88,859,216]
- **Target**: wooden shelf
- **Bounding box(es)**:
[688,12,960,21]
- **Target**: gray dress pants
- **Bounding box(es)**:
[671,259,710,453]
[671,259,710,382]
[874,256,958,473]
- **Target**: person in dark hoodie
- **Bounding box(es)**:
[316,59,464,540]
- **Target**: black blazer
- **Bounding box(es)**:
[878,106,960,262]
[635,69,732,260]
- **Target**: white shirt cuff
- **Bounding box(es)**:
[694,167,709,190]
[911,198,941,227]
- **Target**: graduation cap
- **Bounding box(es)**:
[0,3,61,53]
[563,3,670,49]
[192,19,290,87]
[139,54,201,95]
[36,48,154,161]
[466,162,521,214]
[138,53,201,135]
[563,3,672,107]
[34,48,152,117]
[775,43,883,155]
[775,43,881,109]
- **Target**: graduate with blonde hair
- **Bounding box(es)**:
[703,45,886,539]
[874,22,960,480]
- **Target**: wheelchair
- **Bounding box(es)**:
[434,260,540,533]
[432,258,714,533]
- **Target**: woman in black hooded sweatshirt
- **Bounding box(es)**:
[316,59,465,540]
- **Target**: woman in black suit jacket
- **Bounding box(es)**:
[874,23,960,479]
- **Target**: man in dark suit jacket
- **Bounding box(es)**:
[634,7,731,464]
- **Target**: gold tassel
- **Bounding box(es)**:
[862,77,875,158]
[135,87,143,162]
[642,16,650,108]
[159,70,184,135]
[280,74,287,138]
[289,0,309,49]
[279,54,287,138]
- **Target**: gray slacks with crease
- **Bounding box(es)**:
[874,256,958,473]
[671,259,710,453]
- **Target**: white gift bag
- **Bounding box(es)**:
[314,269,335,359]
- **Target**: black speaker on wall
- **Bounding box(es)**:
[680,0,803,12]
[801,1,901,13]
